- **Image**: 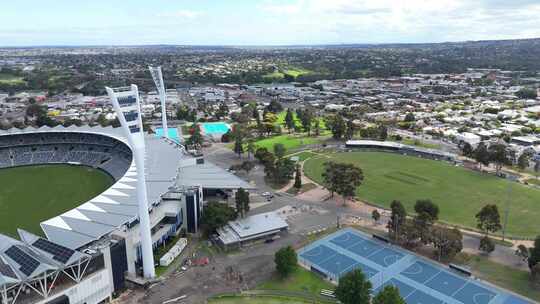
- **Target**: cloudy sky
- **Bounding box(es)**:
[1,0,539,46]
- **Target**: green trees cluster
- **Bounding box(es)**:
[322,161,364,205]
[254,144,295,186]
[335,269,406,304]
[475,204,502,253]
[235,188,250,218]
[200,202,237,236]
[274,246,297,278]
[473,142,513,173]
[388,199,463,260]
[186,124,204,148]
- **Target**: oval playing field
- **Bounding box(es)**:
[0,164,113,237]
[304,151,540,239]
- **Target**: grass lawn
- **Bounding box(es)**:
[0,164,113,236]
[258,266,334,296]
[253,135,324,151]
[304,151,540,238]
[287,151,317,162]
[0,73,25,85]
[455,253,540,302]
[276,111,327,131]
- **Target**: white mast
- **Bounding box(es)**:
[105,85,156,278]
[149,66,169,139]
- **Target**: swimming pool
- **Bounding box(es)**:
[155,127,181,143]
[201,122,231,135]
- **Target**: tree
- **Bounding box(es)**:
[240,160,255,175]
[186,124,203,148]
[479,236,495,254]
[404,112,416,122]
[200,202,237,236]
[255,147,275,167]
[323,162,364,206]
[515,244,530,263]
[235,188,250,218]
[313,118,321,136]
[274,246,297,278]
[300,108,313,135]
[515,88,538,99]
[489,143,510,174]
[372,286,405,304]
[294,164,302,190]
[234,129,244,158]
[247,140,255,159]
[334,269,372,304]
[388,200,407,240]
[378,125,388,141]
[273,143,286,159]
[345,120,355,140]
[461,142,473,157]
[273,158,296,184]
[284,108,295,133]
[326,115,347,139]
[518,152,530,170]
[528,236,540,270]
[474,142,490,169]
[372,210,381,223]
[476,204,502,237]
[534,159,540,179]
[267,100,283,113]
[322,161,339,198]
[414,199,439,243]
[263,112,278,136]
[430,226,463,260]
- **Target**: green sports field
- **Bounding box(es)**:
[304,151,540,238]
[0,165,113,237]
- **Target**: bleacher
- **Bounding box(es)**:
[0,132,133,182]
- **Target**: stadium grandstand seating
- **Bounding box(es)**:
[0,132,133,181]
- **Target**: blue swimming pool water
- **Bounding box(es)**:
[201,122,230,135]
[298,228,533,304]
[155,128,180,143]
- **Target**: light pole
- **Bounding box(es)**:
[149,66,169,140]
[106,85,156,278]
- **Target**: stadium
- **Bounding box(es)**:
[0,125,251,302]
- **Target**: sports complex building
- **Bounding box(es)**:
[0,124,252,304]
[299,228,533,304]
[345,140,456,162]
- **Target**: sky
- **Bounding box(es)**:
[1,0,540,46]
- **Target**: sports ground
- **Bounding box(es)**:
[303,151,540,238]
[0,164,113,237]
[298,228,532,304]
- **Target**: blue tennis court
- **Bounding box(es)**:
[298,228,534,304]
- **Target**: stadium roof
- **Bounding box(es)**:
[0,126,183,249]
[1,125,255,250]
[177,161,255,190]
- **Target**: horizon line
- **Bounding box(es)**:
[1,37,539,49]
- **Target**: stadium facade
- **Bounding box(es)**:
[0,124,252,304]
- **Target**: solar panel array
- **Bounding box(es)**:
[5,246,39,276]
[33,239,75,264]
[0,258,17,279]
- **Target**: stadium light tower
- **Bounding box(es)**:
[105,85,156,278]
[149,66,169,139]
